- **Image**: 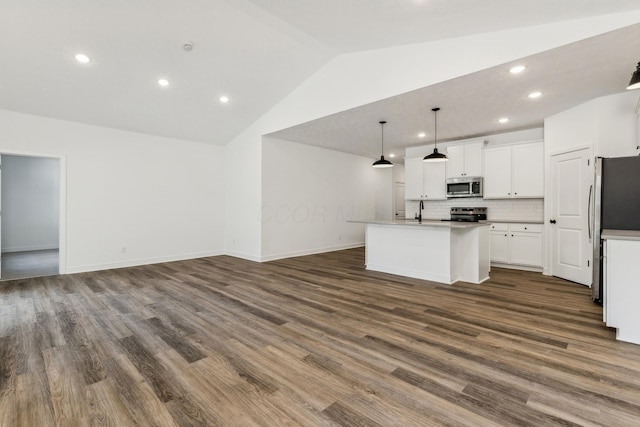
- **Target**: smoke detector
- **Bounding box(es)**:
[183,42,194,52]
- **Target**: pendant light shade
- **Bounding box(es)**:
[423,107,448,163]
[627,62,640,90]
[372,120,393,168]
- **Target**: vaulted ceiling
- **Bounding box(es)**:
[2,1,640,155]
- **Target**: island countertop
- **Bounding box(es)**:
[348,219,490,229]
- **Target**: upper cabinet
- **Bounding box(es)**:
[483,141,543,199]
[405,157,424,199]
[446,142,483,178]
[405,155,447,200]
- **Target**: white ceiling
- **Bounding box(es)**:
[1,0,640,150]
[271,23,640,161]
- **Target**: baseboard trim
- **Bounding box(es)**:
[62,245,365,275]
[65,250,225,274]
[2,245,59,254]
[491,262,543,273]
[260,243,364,262]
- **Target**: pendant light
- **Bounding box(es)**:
[423,107,448,163]
[627,62,640,90]
[372,120,393,168]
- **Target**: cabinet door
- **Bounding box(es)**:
[490,231,509,263]
[423,161,447,199]
[404,157,424,199]
[445,145,465,178]
[509,231,543,267]
[464,143,483,177]
[512,143,543,198]
[483,146,512,198]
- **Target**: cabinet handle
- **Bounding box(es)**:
[508,192,511,195]
[524,227,527,230]
[515,192,518,195]
[504,234,507,237]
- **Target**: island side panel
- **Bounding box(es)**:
[364,224,455,284]
[454,225,490,284]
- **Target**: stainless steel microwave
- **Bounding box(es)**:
[446,176,483,198]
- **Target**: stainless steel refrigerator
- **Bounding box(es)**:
[592,156,640,304]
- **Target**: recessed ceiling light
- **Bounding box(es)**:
[219,96,229,103]
[75,53,90,64]
[158,78,170,87]
[498,117,509,124]
[418,132,426,138]
[528,91,542,99]
[509,65,525,74]
[389,153,395,158]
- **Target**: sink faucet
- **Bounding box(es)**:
[418,199,424,223]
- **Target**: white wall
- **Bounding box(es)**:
[0,109,226,273]
[544,91,638,157]
[374,167,393,221]
[261,137,377,261]
[1,155,59,252]
[224,131,262,261]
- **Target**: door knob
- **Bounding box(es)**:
[550,219,557,224]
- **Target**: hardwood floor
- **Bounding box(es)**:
[1,247,640,426]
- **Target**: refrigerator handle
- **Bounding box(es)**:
[587,184,593,241]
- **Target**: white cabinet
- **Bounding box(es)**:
[483,141,543,199]
[422,161,447,200]
[404,157,424,199]
[446,142,483,178]
[489,223,543,269]
[509,224,543,267]
[483,146,511,198]
[512,143,544,197]
[489,223,509,264]
[404,155,446,200]
[603,238,640,345]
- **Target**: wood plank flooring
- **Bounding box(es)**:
[1,247,640,426]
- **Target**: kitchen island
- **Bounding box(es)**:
[349,220,490,284]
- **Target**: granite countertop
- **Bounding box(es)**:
[348,219,490,229]
[601,229,640,241]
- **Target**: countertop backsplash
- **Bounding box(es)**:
[406,198,544,223]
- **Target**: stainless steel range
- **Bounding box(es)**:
[442,207,487,222]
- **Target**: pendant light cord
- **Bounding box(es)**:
[379,120,386,155]
[433,107,439,149]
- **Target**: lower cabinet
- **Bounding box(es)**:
[603,238,640,345]
[489,223,543,269]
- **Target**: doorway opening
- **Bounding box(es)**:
[1,154,61,281]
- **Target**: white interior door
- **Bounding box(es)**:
[394,182,405,219]
[550,148,592,285]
